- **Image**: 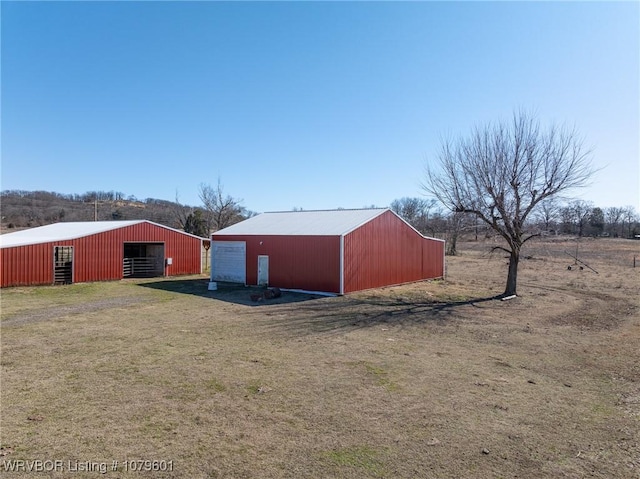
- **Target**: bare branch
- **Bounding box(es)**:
[423,111,595,295]
[198,178,246,233]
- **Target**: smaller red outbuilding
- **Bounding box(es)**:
[211,208,445,294]
[0,220,205,288]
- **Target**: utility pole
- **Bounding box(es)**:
[94,199,98,221]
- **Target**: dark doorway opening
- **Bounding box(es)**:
[53,246,73,284]
[123,243,165,278]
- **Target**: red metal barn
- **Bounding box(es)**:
[211,208,445,294]
[0,220,204,287]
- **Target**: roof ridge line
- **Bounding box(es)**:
[263,207,388,214]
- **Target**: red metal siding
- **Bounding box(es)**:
[343,210,444,293]
[213,235,341,293]
[1,243,55,287]
[1,222,202,287]
[422,237,445,280]
[70,222,202,283]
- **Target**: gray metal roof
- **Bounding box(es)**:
[213,208,389,236]
[0,220,204,248]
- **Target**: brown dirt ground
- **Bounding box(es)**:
[0,237,639,478]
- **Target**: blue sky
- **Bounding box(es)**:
[2,1,638,213]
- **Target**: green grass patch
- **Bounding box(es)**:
[324,446,386,475]
[590,402,615,417]
[204,378,226,393]
[361,362,399,392]
[246,382,261,395]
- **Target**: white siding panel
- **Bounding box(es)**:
[211,241,246,283]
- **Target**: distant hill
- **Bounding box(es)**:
[0,190,193,232]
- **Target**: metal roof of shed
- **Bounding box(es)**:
[0,220,204,248]
[213,208,389,236]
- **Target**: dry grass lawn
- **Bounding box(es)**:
[1,237,639,478]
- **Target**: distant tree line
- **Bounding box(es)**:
[551,199,638,238]
[0,190,195,232]
[3,189,139,203]
[1,182,255,239]
[391,196,640,253]
[3,188,637,245]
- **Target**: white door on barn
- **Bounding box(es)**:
[257,255,269,286]
[211,241,246,283]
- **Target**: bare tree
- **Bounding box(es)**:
[588,206,605,236]
[422,207,448,239]
[183,209,210,238]
[390,197,437,234]
[534,197,560,232]
[569,200,593,237]
[559,200,593,236]
[443,211,471,256]
[424,111,594,296]
[172,190,193,231]
[605,206,625,237]
[198,178,246,232]
[558,205,576,234]
[622,206,639,238]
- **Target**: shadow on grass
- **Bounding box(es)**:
[137,277,505,329]
[259,293,505,334]
[137,278,326,307]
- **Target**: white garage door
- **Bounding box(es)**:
[211,241,246,283]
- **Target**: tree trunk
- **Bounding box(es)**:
[446,229,458,256]
[504,249,519,296]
